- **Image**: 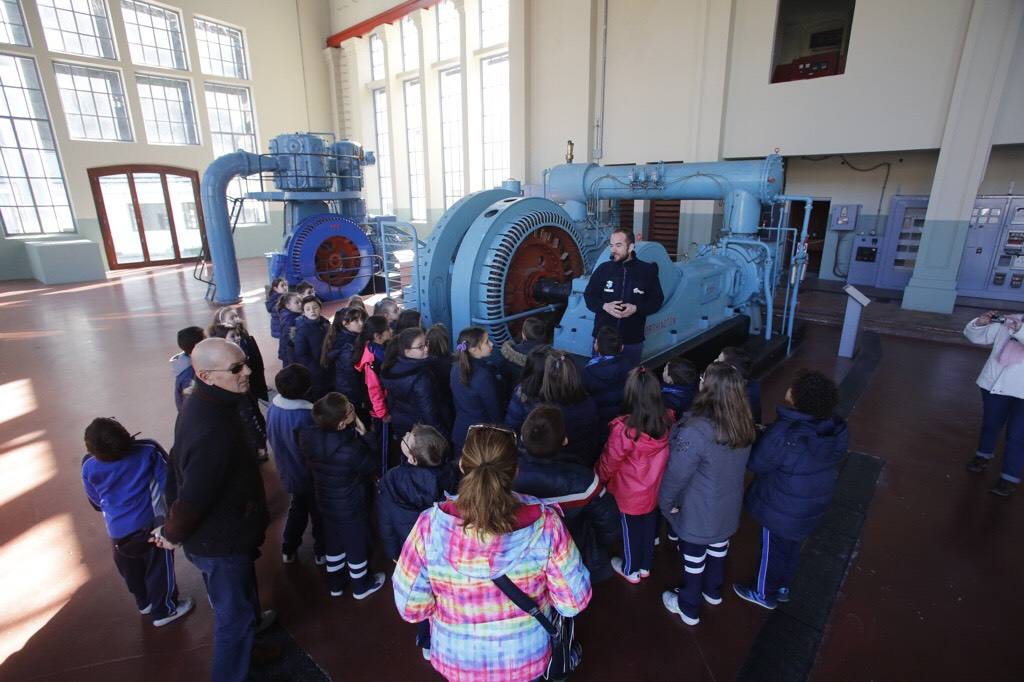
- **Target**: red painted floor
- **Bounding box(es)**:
[0,259,1019,681]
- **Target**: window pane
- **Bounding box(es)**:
[194,17,248,79]
[481,54,509,188]
[166,173,201,257]
[98,174,143,263]
[53,62,132,141]
[37,0,116,59]
[121,0,187,70]
[0,55,73,236]
[137,74,197,144]
[404,79,425,221]
[401,18,418,72]
[372,87,392,215]
[0,1,30,46]
[439,67,463,208]
[369,33,385,81]
[132,172,175,260]
[480,0,508,47]
[204,82,265,223]
[436,0,459,61]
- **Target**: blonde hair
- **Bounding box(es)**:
[691,362,756,447]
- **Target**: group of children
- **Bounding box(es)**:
[82,278,850,661]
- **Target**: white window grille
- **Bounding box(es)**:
[204,82,265,223]
[53,61,133,141]
[400,17,418,72]
[436,0,459,61]
[121,0,187,70]
[137,74,197,144]
[369,33,385,81]
[479,0,508,47]
[37,0,116,59]
[403,79,425,221]
[194,17,248,79]
[372,87,393,215]
[439,67,463,208]
[481,53,509,188]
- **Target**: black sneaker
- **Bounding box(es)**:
[990,479,1016,497]
[966,455,990,474]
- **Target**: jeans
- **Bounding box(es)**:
[978,387,1024,483]
[186,552,261,682]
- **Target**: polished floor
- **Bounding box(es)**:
[0,259,1020,681]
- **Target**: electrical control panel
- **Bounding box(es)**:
[828,204,860,231]
[957,196,1024,302]
[847,234,881,286]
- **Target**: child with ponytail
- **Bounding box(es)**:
[353,314,392,423]
[597,366,675,583]
[322,306,367,401]
[266,277,288,339]
[449,327,503,455]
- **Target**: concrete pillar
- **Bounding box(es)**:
[902,0,1023,313]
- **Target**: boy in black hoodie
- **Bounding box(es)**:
[377,424,458,658]
[301,392,386,600]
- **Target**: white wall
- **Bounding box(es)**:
[1,0,333,280]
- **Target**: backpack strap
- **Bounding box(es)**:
[491,574,557,637]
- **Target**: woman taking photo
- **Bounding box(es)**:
[392,425,592,680]
[658,362,755,626]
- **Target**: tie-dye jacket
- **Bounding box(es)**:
[392,494,592,682]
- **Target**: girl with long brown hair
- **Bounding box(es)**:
[657,361,755,626]
[393,425,592,680]
[449,327,503,455]
[539,352,602,465]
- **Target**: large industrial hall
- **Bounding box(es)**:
[0,0,1021,680]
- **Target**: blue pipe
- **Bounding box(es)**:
[777,195,813,352]
[201,150,281,304]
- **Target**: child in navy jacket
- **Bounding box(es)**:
[266,364,324,564]
[170,326,204,411]
[734,370,848,609]
[293,296,332,400]
[323,306,367,401]
[450,327,504,455]
[266,277,288,339]
[301,393,386,600]
[81,418,193,626]
[278,292,303,364]
[661,356,698,415]
[582,326,633,426]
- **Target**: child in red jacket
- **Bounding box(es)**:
[597,366,674,582]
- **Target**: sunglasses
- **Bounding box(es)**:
[207,360,248,374]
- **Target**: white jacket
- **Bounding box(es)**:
[964,315,1024,399]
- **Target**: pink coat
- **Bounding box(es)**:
[354,345,388,419]
[596,412,673,515]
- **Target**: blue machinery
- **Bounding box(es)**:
[201,132,812,362]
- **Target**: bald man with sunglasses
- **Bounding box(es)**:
[152,338,272,681]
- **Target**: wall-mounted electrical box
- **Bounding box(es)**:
[847,234,881,286]
[829,204,861,231]
[957,195,1024,303]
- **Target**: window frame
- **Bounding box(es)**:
[435,0,459,63]
[52,59,135,142]
[478,0,509,49]
[0,0,30,48]
[371,86,393,216]
[135,70,199,146]
[0,52,76,237]
[403,78,425,222]
[36,0,118,60]
[202,79,266,224]
[192,14,251,81]
[438,65,463,209]
[400,17,418,73]
[480,52,509,189]
[120,0,189,72]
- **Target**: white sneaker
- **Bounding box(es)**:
[702,592,723,606]
[639,569,651,579]
[139,604,152,615]
[421,648,431,661]
[330,589,344,598]
[153,598,194,627]
[661,590,698,625]
[610,557,641,584]
[281,553,296,564]
[314,555,326,566]
[353,572,386,600]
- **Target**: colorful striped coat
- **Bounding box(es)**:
[392,495,592,682]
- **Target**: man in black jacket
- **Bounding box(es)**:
[583,228,664,366]
[151,338,271,682]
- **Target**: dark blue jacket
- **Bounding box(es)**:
[428,354,455,418]
[170,352,194,412]
[238,333,268,402]
[497,339,544,389]
[584,255,664,344]
[265,396,315,494]
[377,462,459,560]
[747,380,763,425]
[661,384,697,415]
[581,354,632,425]
[505,385,540,432]
[450,357,504,452]
[381,356,449,441]
[325,329,364,401]
[82,439,168,539]
[559,397,603,467]
[266,292,282,339]
[745,406,849,541]
[293,316,331,398]
[300,425,379,521]
[278,309,301,363]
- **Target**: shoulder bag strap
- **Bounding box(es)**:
[492,574,557,636]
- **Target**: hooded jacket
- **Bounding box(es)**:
[658,415,751,545]
[169,352,194,412]
[265,395,315,494]
[964,315,1024,399]
[293,316,331,399]
[300,424,379,520]
[266,292,282,339]
[278,308,301,363]
[661,383,696,416]
[324,328,363,400]
[583,254,664,345]
[82,438,168,539]
[745,406,849,541]
[377,462,459,560]
[597,411,674,515]
[450,357,504,452]
[381,355,449,440]
[581,354,633,425]
[355,343,388,419]
[393,495,592,682]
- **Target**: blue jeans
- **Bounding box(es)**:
[978,388,1024,483]
[186,552,261,682]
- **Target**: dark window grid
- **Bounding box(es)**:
[0,0,29,47]
[137,76,196,144]
[194,19,247,79]
[37,0,116,59]
[122,1,186,70]
[55,64,131,141]
[0,57,72,235]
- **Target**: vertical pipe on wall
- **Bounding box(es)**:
[592,0,608,161]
